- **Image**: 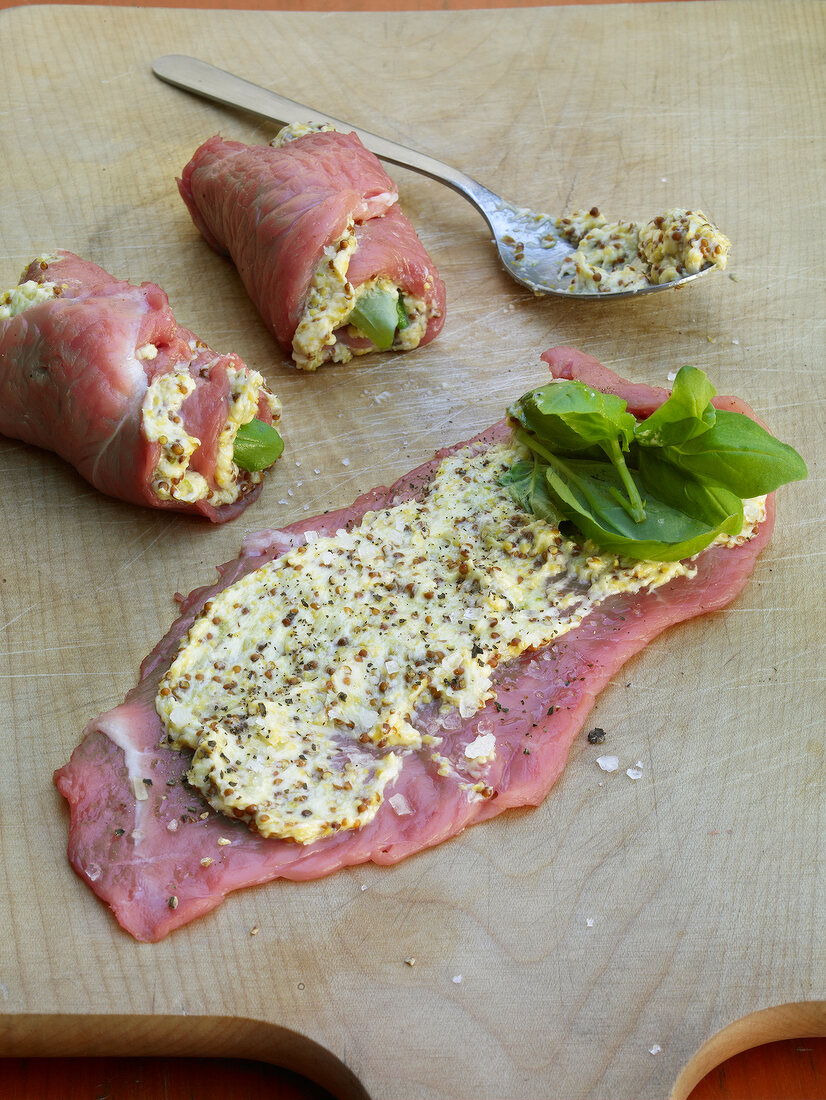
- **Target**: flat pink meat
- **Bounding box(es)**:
[54,348,775,940]
[177,132,446,357]
[0,252,278,522]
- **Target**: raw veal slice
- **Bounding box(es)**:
[0,251,282,522]
[54,348,775,941]
[177,131,446,370]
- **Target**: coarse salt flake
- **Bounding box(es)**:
[168,704,190,728]
[464,732,496,760]
[452,975,463,984]
[627,764,643,780]
[596,755,620,772]
[389,793,413,816]
[649,1044,662,1056]
[585,917,595,928]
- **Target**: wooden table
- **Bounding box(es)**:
[0,1,823,1097]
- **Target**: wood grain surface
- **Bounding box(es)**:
[0,4,823,1099]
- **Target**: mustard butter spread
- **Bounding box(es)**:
[559,208,730,293]
[0,278,59,319]
[0,254,64,319]
[270,121,338,146]
[155,440,763,844]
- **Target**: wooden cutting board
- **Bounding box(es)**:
[0,3,823,1097]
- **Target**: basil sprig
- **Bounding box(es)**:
[503,367,807,561]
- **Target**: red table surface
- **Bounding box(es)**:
[2,1040,826,1099]
[0,0,705,8]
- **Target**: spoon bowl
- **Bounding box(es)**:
[152,55,724,300]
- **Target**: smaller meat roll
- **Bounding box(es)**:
[178,127,446,371]
[0,252,283,523]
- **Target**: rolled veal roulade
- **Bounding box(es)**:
[177,127,446,371]
[0,252,283,522]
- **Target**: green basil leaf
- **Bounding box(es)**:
[233,419,284,472]
[396,294,410,332]
[499,459,562,525]
[542,455,739,561]
[638,450,743,535]
[509,381,636,454]
[348,286,399,350]
[634,364,717,447]
[657,409,809,497]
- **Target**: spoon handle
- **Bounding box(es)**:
[152,55,498,222]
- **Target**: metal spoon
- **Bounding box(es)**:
[152,55,722,300]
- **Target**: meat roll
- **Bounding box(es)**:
[0,251,283,522]
[177,128,446,370]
